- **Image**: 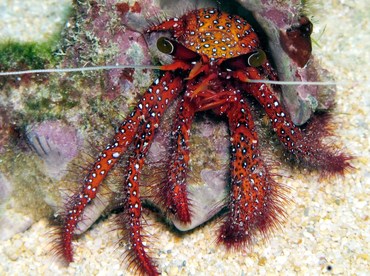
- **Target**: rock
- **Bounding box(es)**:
[173,169,228,231]
[0,172,12,202]
[26,120,83,180]
[0,209,33,241]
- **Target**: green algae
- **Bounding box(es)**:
[0,41,58,71]
[0,4,71,72]
[21,80,81,123]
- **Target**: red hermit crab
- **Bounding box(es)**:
[56,7,350,275]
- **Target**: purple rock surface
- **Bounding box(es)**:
[26,120,83,180]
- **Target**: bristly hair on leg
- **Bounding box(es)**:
[48,180,112,262]
[46,128,123,264]
[214,96,291,251]
[291,112,354,177]
[216,157,289,251]
[114,193,160,276]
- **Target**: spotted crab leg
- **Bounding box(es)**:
[158,97,195,223]
[218,94,286,247]
[120,74,185,275]
[120,121,161,275]
[236,67,351,174]
[58,71,183,265]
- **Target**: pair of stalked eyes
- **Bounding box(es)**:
[156,37,266,68]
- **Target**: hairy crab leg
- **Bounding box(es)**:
[119,74,185,276]
[236,67,351,174]
[159,97,195,223]
[121,122,161,275]
[58,71,183,264]
[160,85,235,223]
[218,95,286,247]
[122,155,158,275]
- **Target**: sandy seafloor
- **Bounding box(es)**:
[0,0,369,275]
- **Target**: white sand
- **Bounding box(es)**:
[0,1,369,275]
[0,0,70,42]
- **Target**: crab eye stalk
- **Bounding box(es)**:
[247,49,267,67]
[156,37,200,61]
[157,37,174,54]
[221,49,267,71]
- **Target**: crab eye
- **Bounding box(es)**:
[220,49,267,71]
[247,49,266,67]
[157,37,174,54]
[156,37,200,61]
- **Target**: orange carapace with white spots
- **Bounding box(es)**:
[151,8,259,59]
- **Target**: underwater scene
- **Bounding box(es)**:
[0,0,369,275]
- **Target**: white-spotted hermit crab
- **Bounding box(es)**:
[51,7,351,276]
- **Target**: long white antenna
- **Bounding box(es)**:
[247,79,337,86]
[0,65,341,86]
[0,65,161,76]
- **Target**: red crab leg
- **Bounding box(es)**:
[160,83,231,223]
[120,75,185,276]
[121,122,161,275]
[236,67,351,174]
[218,95,285,247]
[58,71,183,264]
[159,97,195,223]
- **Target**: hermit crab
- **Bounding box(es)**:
[54,7,350,276]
